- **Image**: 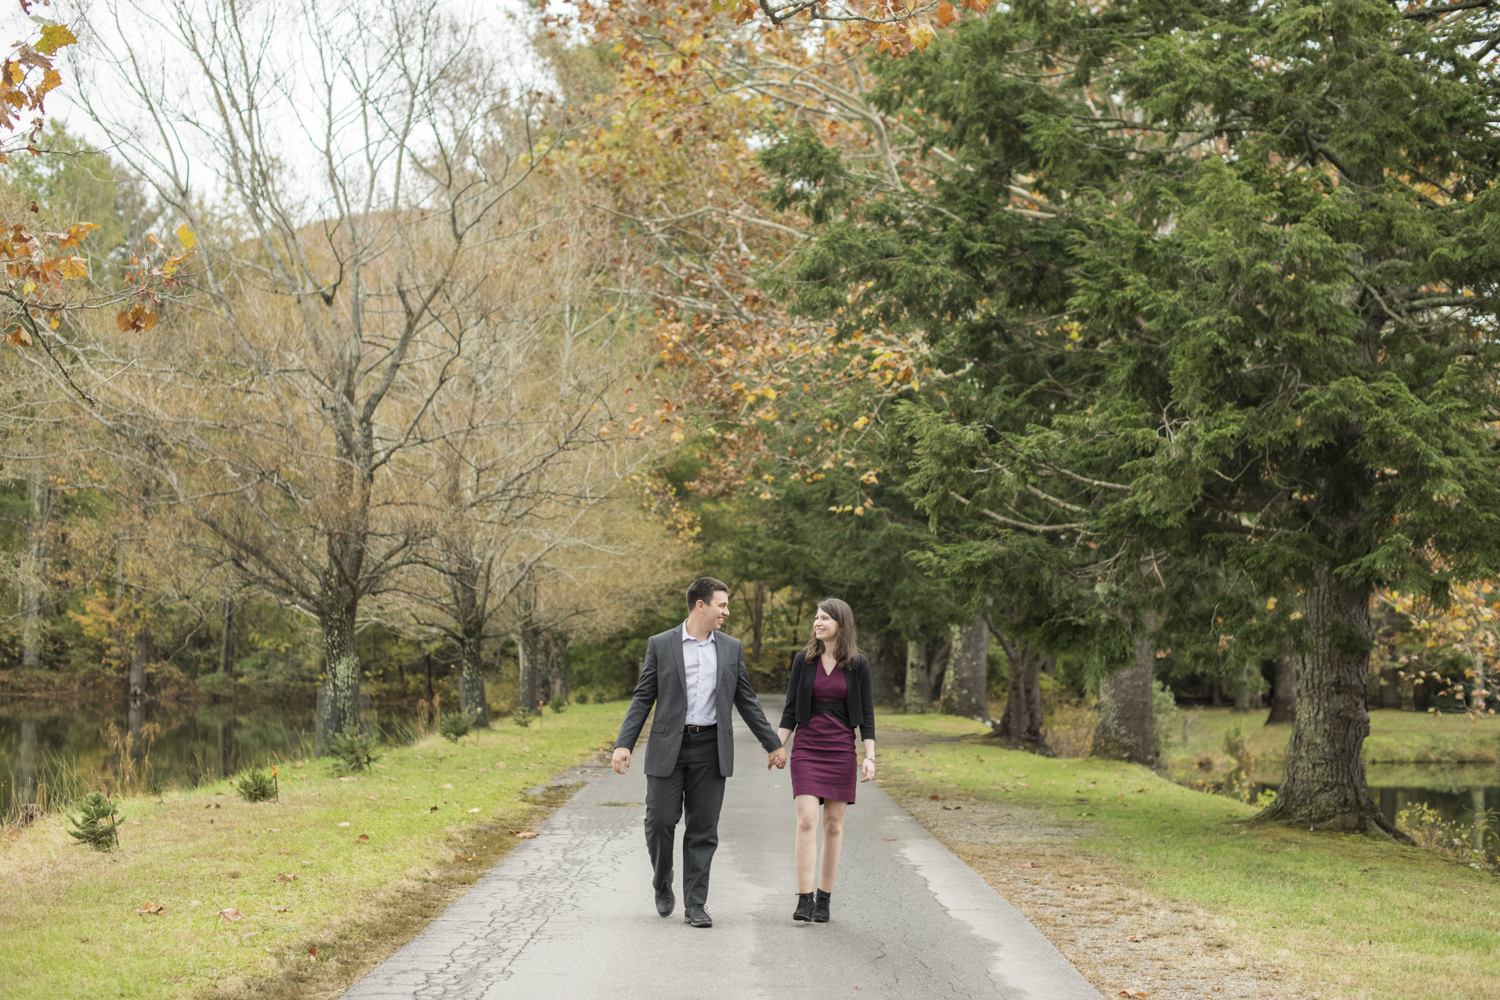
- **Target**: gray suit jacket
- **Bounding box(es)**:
[614,626,781,778]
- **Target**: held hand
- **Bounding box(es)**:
[768,748,787,770]
[612,747,631,774]
[860,757,875,783]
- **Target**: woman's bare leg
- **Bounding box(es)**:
[818,800,848,892]
[794,794,820,893]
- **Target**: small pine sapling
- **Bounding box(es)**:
[68,791,123,851]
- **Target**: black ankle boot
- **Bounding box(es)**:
[793,892,815,922]
[812,889,830,923]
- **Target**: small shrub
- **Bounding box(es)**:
[439,712,472,743]
[67,791,122,851]
[1222,725,1248,765]
[235,768,277,802]
[512,705,535,728]
[327,730,382,772]
[549,696,567,714]
[1151,680,1179,750]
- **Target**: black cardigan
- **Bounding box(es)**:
[779,651,876,743]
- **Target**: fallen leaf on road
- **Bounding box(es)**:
[218,908,242,922]
[136,902,165,915]
[356,833,370,842]
[1127,934,1147,942]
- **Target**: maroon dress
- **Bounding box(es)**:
[789,664,858,804]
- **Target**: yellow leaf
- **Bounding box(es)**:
[35,24,78,55]
[57,256,87,279]
[176,223,197,250]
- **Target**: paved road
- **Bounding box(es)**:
[343,696,1100,1000]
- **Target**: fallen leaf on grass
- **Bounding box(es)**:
[1018,861,1038,868]
[292,762,304,768]
[455,854,476,861]
[356,834,370,842]
[337,822,351,827]
[429,805,439,812]
[307,947,317,961]
[928,795,940,801]
[441,783,454,789]
[941,805,963,811]
[274,873,298,882]
[507,829,538,839]
[1196,854,1209,860]
[273,906,289,912]
[218,908,242,922]
[278,849,290,855]
[1117,992,1149,998]
[367,795,378,800]
[1066,884,1085,891]
[1127,934,1148,942]
[136,902,165,915]
[1357,866,1375,872]
[466,808,480,814]
[268,828,281,833]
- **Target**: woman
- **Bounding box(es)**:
[777,598,876,923]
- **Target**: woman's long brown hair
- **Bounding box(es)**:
[802,598,859,669]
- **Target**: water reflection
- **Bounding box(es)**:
[0,696,419,820]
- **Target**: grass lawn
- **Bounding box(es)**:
[873,712,1500,1000]
[1158,707,1500,775]
[0,702,626,999]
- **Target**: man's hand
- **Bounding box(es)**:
[767,748,787,770]
[612,746,631,774]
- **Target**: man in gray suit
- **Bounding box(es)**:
[611,576,786,928]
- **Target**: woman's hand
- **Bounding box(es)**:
[860,756,875,783]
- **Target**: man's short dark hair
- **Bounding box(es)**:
[687,577,729,611]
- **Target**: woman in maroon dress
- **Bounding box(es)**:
[776,598,876,923]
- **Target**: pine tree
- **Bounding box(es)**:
[67,792,123,851]
[764,0,1500,831]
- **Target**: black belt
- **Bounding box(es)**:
[811,700,851,726]
[684,724,717,734]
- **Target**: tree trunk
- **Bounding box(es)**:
[750,581,766,664]
[18,720,37,812]
[218,597,235,678]
[870,632,901,707]
[1378,665,1401,708]
[903,640,933,714]
[1257,569,1393,834]
[997,643,1044,746]
[517,625,546,716]
[457,626,489,727]
[1094,614,1156,765]
[941,623,991,719]
[128,609,149,701]
[1266,656,1296,724]
[320,581,362,738]
[20,468,52,670]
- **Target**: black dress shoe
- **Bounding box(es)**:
[683,905,713,928]
[793,892,815,922]
[655,888,675,917]
[812,889,831,923]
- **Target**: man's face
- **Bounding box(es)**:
[697,591,730,631]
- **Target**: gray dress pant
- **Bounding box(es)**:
[644,728,726,908]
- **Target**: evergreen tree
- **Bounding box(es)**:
[766,0,1500,831]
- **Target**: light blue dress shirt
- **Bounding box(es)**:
[681,621,718,726]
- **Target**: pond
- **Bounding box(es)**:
[0,695,424,822]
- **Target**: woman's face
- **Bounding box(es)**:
[813,609,839,643]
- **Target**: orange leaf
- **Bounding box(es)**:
[136,902,165,915]
[356,833,370,842]
[936,1,955,24]
[5,325,30,347]
[217,908,243,922]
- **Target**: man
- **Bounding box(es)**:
[612,577,787,928]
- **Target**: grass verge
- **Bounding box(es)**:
[0,702,626,999]
[875,713,1500,1000]
[1157,707,1500,772]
